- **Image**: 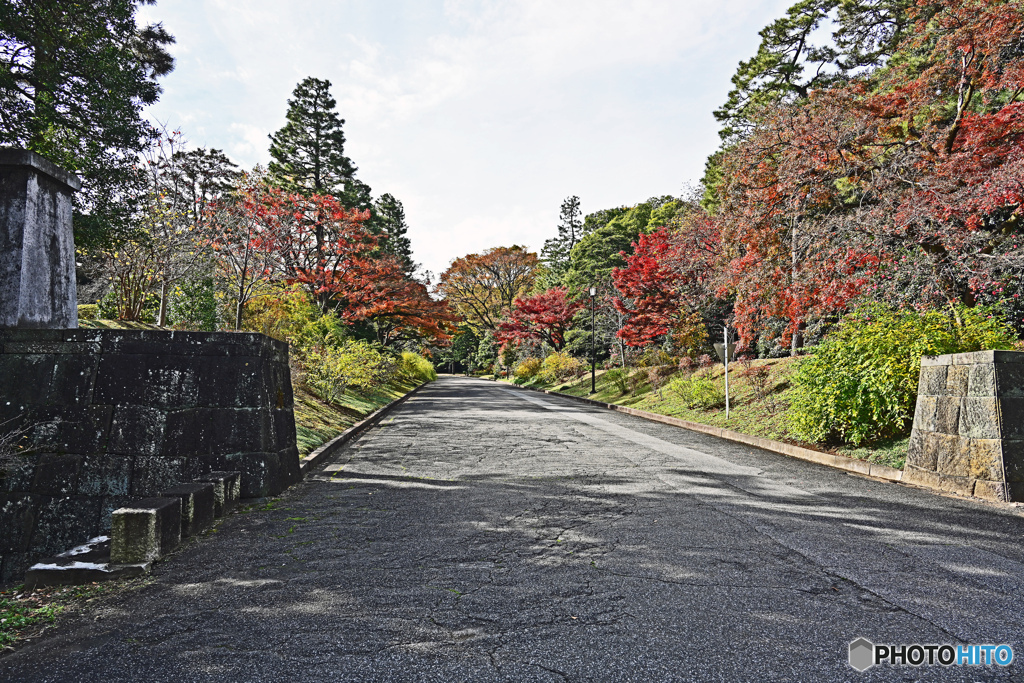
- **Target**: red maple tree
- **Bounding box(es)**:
[495,286,583,351]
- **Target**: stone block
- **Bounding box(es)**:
[935,435,970,477]
[0,493,39,552]
[30,454,82,496]
[902,465,941,490]
[130,456,185,497]
[108,405,166,456]
[935,398,960,434]
[973,480,1009,502]
[968,439,1004,481]
[0,354,53,404]
[1,552,30,586]
[94,355,202,410]
[912,396,938,432]
[995,363,1024,398]
[209,408,271,454]
[196,356,267,408]
[44,353,99,406]
[1009,482,1024,503]
[935,473,975,497]
[958,397,1000,439]
[998,398,1024,439]
[77,454,132,496]
[159,482,215,537]
[953,350,996,365]
[164,408,213,457]
[30,496,101,557]
[273,408,297,453]
[945,365,969,397]
[905,429,930,469]
[1001,440,1024,482]
[921,431,946,472]
[1,458,35,493]
[919,365,948,397]
[26,404,113,454]
[109,496,181,564]
[968,363,997,397]
[227,452,294,498]
[195,471,241,517]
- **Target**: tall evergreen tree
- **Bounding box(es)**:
[0,0,176,248]
[540,195,583,277]
[267,77,359,198]
[372,193,416,276]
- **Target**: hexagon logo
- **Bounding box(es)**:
[849,638,875,672]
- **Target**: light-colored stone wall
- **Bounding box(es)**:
[904,350,1024,502]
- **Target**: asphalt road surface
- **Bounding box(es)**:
[4,376,1024,682]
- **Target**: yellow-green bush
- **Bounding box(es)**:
[400,351,437,383]
[304,340,397,404]
[790,304,1017,446]
[667,373,724,409]
[514,357,543,380]
[539,351,583,384]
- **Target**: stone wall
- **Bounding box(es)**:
[0,328,300,583]
[904,350,1024,502]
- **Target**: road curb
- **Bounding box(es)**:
[298,381,431,476]
[500,381,904,483]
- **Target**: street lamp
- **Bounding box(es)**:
[589,286,597,394]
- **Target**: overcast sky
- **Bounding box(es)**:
[138,0,790,277]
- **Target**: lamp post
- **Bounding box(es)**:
[589,286,597,394]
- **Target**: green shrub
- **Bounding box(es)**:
[400,351,437,383]
[514,357,543,380]
[789,304,1017,446]
[77,304,99,320]
[539,351,583,384]
[667,373,725,409]
[605,368,629,395]
[304,340,397,404]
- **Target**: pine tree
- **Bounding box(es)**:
[540,195,583,278]
[268,77,359,198]
[372,193,416,276]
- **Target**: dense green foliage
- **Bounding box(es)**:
[789,305,1017,445]
[400,351,437,382]
[0,0,176,247]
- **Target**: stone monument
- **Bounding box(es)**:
[904,350,1024,502]
[0,149,81,329]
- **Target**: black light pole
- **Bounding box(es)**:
[589,286,597,394]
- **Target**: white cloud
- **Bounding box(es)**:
[139,0,791,275]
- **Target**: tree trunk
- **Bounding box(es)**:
[158,280,169,327]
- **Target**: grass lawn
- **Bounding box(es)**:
[512,357,908,470]
[292,377,421,456]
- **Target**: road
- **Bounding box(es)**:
[3,376,1024,682]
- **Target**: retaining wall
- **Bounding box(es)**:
[0,328,299,583]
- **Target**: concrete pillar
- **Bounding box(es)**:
[0,148,82,329]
